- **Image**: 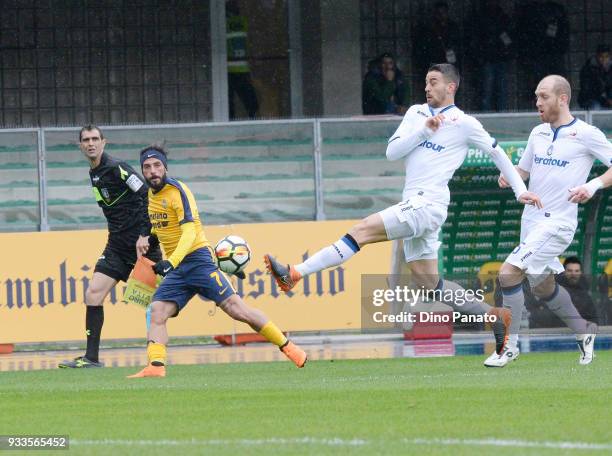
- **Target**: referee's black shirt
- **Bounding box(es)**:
[89,153,151,248]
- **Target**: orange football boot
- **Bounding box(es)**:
[280,341,307,368]
[127,364,166,378]
[263,254,302,292]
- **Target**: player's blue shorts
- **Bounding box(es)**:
[153,247,235,315]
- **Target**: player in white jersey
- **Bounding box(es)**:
[485,75,612,368]
[265,64,542,354]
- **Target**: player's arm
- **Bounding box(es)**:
[153,223,197,275]
[568,128,612,203]
[385,107,441,161]
[152,188,197,275]
[165,222,197,266]
[488,144,536,205]
[466,118,541,207]
[499,165,529,187]
[505,132,535,186]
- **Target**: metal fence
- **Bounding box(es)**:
[0,110,609,233]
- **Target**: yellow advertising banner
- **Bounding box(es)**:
[0,221,392,343]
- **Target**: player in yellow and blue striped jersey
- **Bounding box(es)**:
[128,146,306,378]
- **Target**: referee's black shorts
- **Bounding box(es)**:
[94,236,162,282]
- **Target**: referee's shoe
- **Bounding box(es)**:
[58,356,104,368]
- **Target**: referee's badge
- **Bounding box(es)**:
[546,145,554,156]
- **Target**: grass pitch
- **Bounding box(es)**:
[0,351,610,455]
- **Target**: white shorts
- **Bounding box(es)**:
[505,218,575,285]
[379,195,447,263]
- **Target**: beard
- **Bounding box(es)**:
[146,173,167,192]
[541,103,561,122]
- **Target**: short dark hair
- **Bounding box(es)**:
[427,63,461,89]
[564,256,582,267]
[596,44,610,54]
[79,125,104,142]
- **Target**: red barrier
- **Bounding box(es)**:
[403,311,453,340]
[0,344,14,354]
[214,333,287,346]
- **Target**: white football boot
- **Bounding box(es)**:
[576,325,597,365]
[484,344,520,368]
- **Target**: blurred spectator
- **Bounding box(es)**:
[413,2,462,75]
[555,257,598,323]
[470,1,515,111]
[226,0,259,119]
[517,1,569,102]
[362,53,409,115]
[578,44,612,110]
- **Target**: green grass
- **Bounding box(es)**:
[0,352,610,455]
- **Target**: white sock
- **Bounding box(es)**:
[542,284,589,335]
[439,279,490,315]
[502,283,524,348]
[295,234,360,276]
[508,334,519,347]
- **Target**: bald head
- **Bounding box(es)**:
[538,75,572,103]
[535,74,574,126]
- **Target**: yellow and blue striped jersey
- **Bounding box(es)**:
[148,178,209,265]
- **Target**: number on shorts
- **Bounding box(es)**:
[210,271,223,287]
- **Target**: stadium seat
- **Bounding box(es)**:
[477,261,502,305]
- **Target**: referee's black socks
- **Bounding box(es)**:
[85,306,104,362]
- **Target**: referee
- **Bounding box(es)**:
[59,125,162,368]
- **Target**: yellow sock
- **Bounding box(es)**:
[147,342,167,366]
[259,321,287,347]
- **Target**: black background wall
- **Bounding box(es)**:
[0,0,211,127]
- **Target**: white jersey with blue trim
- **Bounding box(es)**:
[519,118,612,229]
[387,103,511,206]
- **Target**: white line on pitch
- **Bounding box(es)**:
[70,437,612,451]
[406,438,612,451]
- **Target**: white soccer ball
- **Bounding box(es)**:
[214,235,251,275]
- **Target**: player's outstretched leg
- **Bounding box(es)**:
[219,294,307,367]
[127,300,175,378]
[265,214,388,292]
[534,276,597,365]
[264,254,303,292]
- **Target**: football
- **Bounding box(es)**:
[214,235,251,275]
